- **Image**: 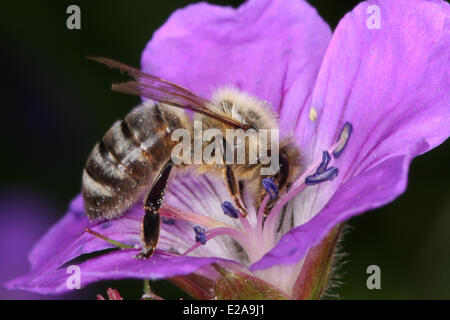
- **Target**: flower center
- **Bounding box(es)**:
[158,122,353,266]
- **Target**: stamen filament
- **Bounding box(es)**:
[257,194,270,235]
[160,205,237,230]
[182,227,251,257]
[263,121,353,244]
[181,241,203,256]
[85,228,134,250]
[239,213,254,235]
[262,182,307,242]
[271,137,344,213]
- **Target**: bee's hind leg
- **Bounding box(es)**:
[136,160,174,260]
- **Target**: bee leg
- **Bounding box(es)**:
[261,154,290,217]
[238,180,247,209]
[136,160,174,260]
[224,165,248,217]
[221,138,247,216]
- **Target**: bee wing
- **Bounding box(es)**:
[89,57,248,129]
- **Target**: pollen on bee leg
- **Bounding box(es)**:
[333,122,353,159]
[193,226,207,245]
[262,178,278,200]
[305,167,339,186]
[221,201,239,219]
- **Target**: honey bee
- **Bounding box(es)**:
[82,58,300,259]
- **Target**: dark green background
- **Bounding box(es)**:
[1,0,449,299]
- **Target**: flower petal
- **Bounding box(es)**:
[164,172,252,263]
[27,195,90,269]
[0,191,57,299]
[7,173,249,294]
[291,0,450,227]
[141,0,331,134]
[251,143,427,271]
[297,0,450,163]
[26,194,143,273]
[5,249,225,295]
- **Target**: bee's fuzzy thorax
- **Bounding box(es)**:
[209,86,279,130]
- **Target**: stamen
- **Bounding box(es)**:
[305,167,339,186]
[162,218,176,225]
[181,242,203,256]
[221,201,239,219]
[182,227,251,257]
[160,205,235,230]
[85,228,134,250]
[262,178,278,200]
[193,226,207,245]
[257,194,270,235]
[316,151,331,174]
[264,124,352,243]
[333,122,353,159]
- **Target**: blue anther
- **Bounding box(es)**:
[262,177,279,200]
[221,201,239,219]
[316,151,331,174]
[305,167,339,186]
[333,122,353,159]
[162,218,176,225]
[194,226,207,245]
[100,221,112,230]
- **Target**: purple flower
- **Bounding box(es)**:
[5,0,449,299]
[0,191,58,299]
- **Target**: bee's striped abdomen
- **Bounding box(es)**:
[82,102,183,220]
